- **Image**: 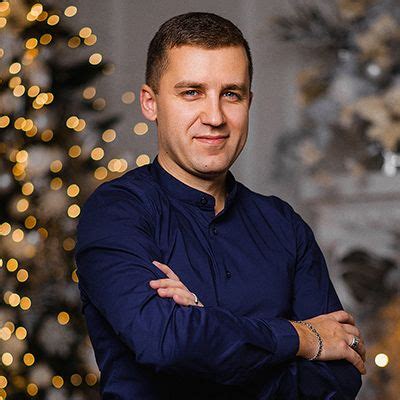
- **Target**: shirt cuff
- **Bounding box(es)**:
[264,318,300,362]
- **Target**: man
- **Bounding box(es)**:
[76,12,365,399]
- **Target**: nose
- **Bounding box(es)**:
[199,96,225,127]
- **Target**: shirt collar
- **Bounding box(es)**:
[150,154,238,212]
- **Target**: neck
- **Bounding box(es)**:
[157,155,227,214]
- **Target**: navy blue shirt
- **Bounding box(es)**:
[75,156,361,399]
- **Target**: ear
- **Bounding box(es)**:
[140,84,158,121]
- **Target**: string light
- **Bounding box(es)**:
[41,129,54,142]
[1,353,13,366]
[26,383,38,396]
[16,150,28,163]
[94,166,108,180]
[89,53,102,65]
[0,327,11,341]
[90,147,104,160]
[67,184,80,197]
[68,36,81,48]
[84,34,97,46]
[67,204,80,218]
[25,38,38,49]
[9,62,22,74]
[20,297,31,310]
[27,85,40,97]
[23,353,35,366]
[9,293,21,307]
[0,116,10,128]
[122,91,135,104]
[64,6,78,17]
[16,269,29,282]
[12,229,24,242]
[79,27,92,38]
[22,182,34,195]
[24,216,37,229]
[58,311,70,325]
[15,327,27,340]
[102,129,116,142]
[40,33,52,45]
[50,177,63,190]
[6,258,18,272]
[52,376,64,389]
[0,2,10,13]
[85,373,97,386]
[375,353,389,367]
[133,122,149,135]
[0,376,7,389]
[4,322,14,333]
[13,85,25,97]
[50,160,63,173]
[71,269,79,283]
[92,98,106,110]
[37,11,48,22]
[30,3,43,17]
[70,374,82,386]
[9,76,21,88]
[63,237,75,251]
[83,86,96,99]
[16,198,29,212]
[0,223,11,236]
[74,119,86,132]
[136,154,151,167]
[68,145,81,158]
[47,15,60,26]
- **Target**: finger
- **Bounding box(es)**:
[149,278,186,289]
[329,310,355,325]
[342,324,360,338]
[152,261,180,281]
[345,347,366,375]
[173,294,192,307]
[345,332,366,362]
[355,338,366,362]
[157,287,194,304]
[171,294,204,307]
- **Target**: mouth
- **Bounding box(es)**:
[194,136,228,145]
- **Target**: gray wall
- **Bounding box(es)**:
[70,0,304,204]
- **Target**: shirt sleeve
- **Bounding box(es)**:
[286,201,362,399]
[75,183,299,386]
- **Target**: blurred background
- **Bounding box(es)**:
[0,0,399,398]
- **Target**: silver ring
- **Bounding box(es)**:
[191,292,199,305]
[349,335,360,350]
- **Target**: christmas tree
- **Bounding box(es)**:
[273,1,400,398]
[0,1,125,398]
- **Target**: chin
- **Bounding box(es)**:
[192,162,230,178]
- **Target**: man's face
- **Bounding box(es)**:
[141,45,252,182]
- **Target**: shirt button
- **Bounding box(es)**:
[200,197,208,205]
[226,270,232,278]
[212,226,217,235]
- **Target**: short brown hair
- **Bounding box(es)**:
[145,12,253,93]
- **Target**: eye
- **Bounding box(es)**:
[223,91,241,100]
[183,89,199,97]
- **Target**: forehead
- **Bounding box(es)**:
[161,45,250,85]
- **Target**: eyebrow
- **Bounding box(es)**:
[174,81,249,93]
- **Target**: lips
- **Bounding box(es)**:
[194,136,228,144]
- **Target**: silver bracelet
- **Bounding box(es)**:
[294,320,323,361]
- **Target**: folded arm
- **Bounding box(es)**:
[75,186,299,386]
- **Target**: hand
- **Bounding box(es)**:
[291,310,366,375]
[149,260,204,307]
